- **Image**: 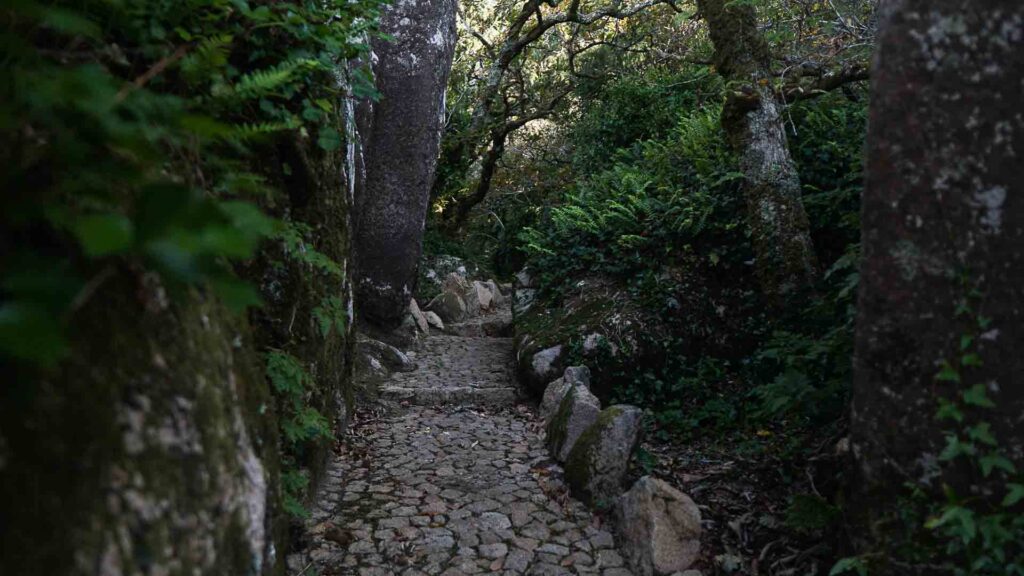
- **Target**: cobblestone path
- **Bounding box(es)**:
[291,330,636,576]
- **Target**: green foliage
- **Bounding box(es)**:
[852,286,1024,574]
[0,0,381,366]
[266,350,332,446]
[313,296,347,338]
[519,70,866,445]
[520,105,746,296]
[281,468,312,519]
[918,294,1024,575]
[266,349,332,518]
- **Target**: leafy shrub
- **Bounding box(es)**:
[1,0,380,366]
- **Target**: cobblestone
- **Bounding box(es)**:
[291,320,634,575]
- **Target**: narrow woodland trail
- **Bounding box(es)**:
[291,318,637,576]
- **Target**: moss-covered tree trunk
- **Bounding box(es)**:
[851,0,1024,569]
[697,0,818,303]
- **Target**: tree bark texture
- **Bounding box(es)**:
[698,0,819,303]
[852,0,1024,567]
[354,0,459,328]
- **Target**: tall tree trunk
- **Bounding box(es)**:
[851,0,1024,569]
[353,0,458,328]
[698,0,818,303]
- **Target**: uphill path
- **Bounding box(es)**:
[289,315,637,576]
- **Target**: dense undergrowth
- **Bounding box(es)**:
[473,67,866,443]
[2,0,379,518]
[428,65,869,565]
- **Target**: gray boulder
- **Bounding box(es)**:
[546,385,602,462]
[564,405,644,507]
[539,366,591,424]
[483,279,505,307]
[353,0,458,327]
[469,280,494,311]
[356,337,416,373]
[528,344,564,387]
[427,290,467,323]
[616,476,701,575]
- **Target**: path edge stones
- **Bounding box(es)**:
[537,366,704,576]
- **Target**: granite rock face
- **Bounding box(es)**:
[616,476,701,575]
[353,0,458,328]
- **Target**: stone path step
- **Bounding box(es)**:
[380,336,518,406]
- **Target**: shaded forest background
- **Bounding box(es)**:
[2,0,1022,574]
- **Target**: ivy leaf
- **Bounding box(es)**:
[939,434,974,461]
[925,505,976,544]
[979,453,1016,477]
[74,214,134,257]
[967,422,998,447]
[936,398,964,423]
[1002,484,1024,507]
[963,384,996,408]
[935,362,961,383]
[960,334,974,351]
[960,353,983,367]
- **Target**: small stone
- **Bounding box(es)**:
[409,299,430,333]
[479,511,512,530]
[425,311,445,330]
[479,543,509,559]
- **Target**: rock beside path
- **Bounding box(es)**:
[616,476,701,575]
[539,366,591,425]
[564,405,644,507]
[546,384,602,463]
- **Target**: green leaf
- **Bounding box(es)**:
[967,422,997,446]
[0,302,68,365]
[317,127,343,151]
[1002,484,1024,507]
[960,334,974,351]
[210,276,262,312]
[963,384,996,408]
[936,398,964,423]
[979,453,1016,477]
[830,557,867,576]
[935,362,961,383]
[73,214,134,257]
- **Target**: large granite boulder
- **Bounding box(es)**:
[546,384,602,462]
[616,476,702,575]
[564,405,644,507]
[353,0,458,328]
